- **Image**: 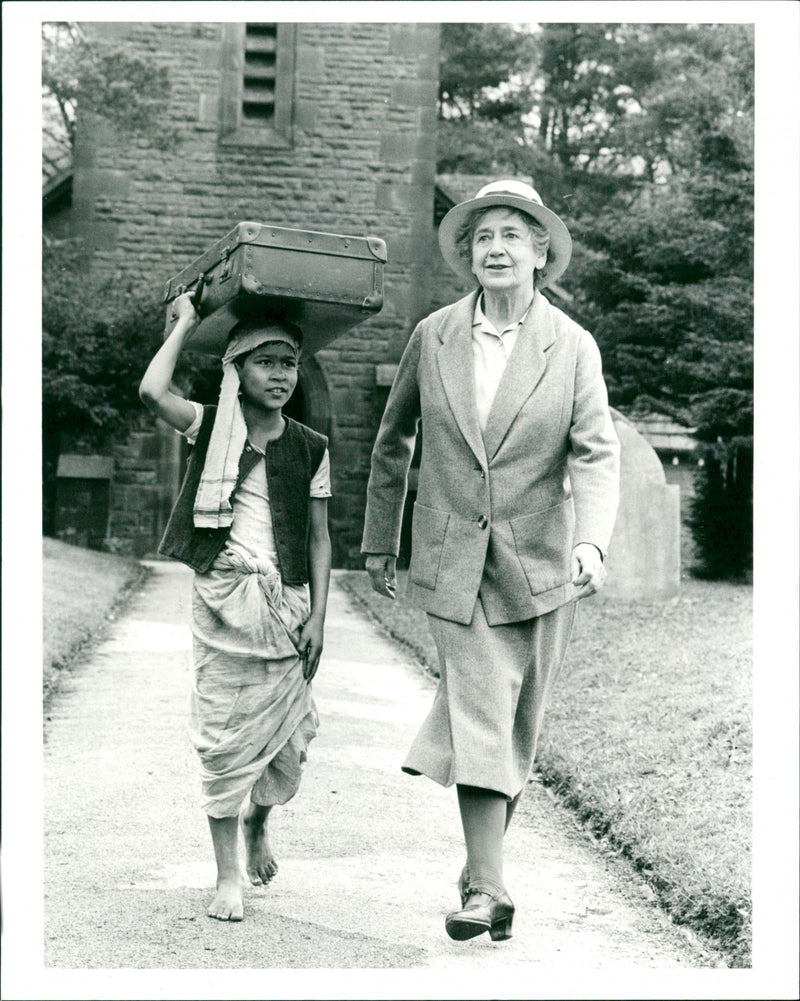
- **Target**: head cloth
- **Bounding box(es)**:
[192,324,300,529]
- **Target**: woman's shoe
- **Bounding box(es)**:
[445,889,515,942]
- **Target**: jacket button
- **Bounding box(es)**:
[478,515,488,529]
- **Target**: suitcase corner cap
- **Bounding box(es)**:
[237,222,263,243]
[361,291,384,313]
[367,237,388,263]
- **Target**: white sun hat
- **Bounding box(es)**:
[438,179,573,289]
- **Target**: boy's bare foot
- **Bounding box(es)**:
[208,875,244,921]
[241,803,278,886]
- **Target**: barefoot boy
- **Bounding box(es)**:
[140,292,331,921]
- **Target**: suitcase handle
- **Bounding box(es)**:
[167,273,206,327]
[190,273,207,310]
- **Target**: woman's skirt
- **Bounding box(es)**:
[189,548,318,818]
[402,596,577,799]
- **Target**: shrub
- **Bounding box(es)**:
[42,236,165,533]
[688,389,753,579]
[690,438,753,580]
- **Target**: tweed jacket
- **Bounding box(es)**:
[361,289,620,626]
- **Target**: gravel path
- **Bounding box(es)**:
[34,562,735,994]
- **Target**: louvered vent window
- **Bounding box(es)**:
[220,22,295,146]
[242,23,277,124]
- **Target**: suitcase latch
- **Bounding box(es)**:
[219,245,233,282]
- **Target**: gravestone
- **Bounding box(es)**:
[603,409,681,600]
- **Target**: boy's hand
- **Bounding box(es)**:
[298,615,324,682]
[172,290,201,327]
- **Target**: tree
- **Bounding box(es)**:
[41,234,224,534]
[42,22,179,533]
[554,25,753,578]
[535,23,657,176]
[41,238,164,532]
[439,23,538,119]
[438,22,754,577]
[437,23,564,186]
[688,388,753,580]
[42,21,175,183]
[533,23,753,200]
[438,22,753,419]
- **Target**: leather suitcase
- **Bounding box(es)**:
[163,221,387,355]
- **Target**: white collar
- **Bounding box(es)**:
[473,293,532,336]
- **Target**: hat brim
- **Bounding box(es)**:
[438,193,572,290]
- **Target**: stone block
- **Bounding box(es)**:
[604,411,681,600]
[198,92,219,126]
[605,481,680,601]
[375,182,427,213]
[375,364,398,387]
[416,106,438,136]
[388,24,424,57]
[411,158,436,186]
[380,132,421,162]
[296,45,326,79]
[298,101,322,132]
[386,235,413,264]
[391,79,439,109]
[414,24,442,58]
[116,484,159,513]
[79,219,120,252]
[387,23,439,64]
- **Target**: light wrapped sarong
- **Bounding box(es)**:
[189,547,318,818]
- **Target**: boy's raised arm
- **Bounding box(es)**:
[139,291,201,432]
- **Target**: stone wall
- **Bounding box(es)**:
[71,21,440,565]
[104,419,185,557]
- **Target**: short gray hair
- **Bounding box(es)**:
[454,207,551,287]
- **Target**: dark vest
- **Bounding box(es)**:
[158,406,328,583]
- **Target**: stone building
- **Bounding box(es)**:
[44,20,449,565]
[43,19,686,595]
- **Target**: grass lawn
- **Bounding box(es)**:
[43,537,147,699]
[339,570,752,967]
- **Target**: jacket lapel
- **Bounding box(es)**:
[436,291,486,467]
[482,292,556,461]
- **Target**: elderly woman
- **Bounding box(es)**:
[361,180,620,942]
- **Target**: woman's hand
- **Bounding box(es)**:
[366,554,397,599]
[571,542,607,600]
[298,613,324,682]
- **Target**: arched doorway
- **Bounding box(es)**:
[284,355,332,437]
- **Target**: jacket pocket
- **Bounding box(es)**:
[509,499,573,595]
[409,502,450,590]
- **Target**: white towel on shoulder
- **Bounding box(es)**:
[192,325,297,529]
